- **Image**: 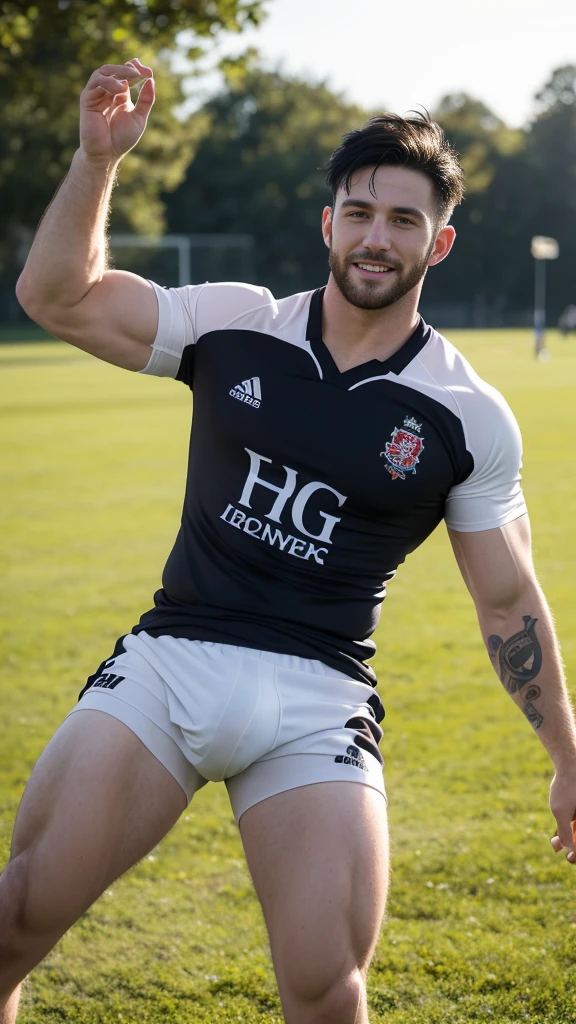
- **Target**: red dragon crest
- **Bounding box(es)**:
[381,427,424,481]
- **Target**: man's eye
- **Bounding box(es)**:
[349,211,368,219]
[396,217,414,226]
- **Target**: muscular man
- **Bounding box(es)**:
[3,59,576,1024]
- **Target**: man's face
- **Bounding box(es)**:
[322,165,454,311]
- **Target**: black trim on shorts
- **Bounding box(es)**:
[345,715,384,765]
[78,635,128,702]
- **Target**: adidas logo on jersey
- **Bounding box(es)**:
[229,377,262,409]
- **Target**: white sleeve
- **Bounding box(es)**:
[139,281,201,378]
[139,280,276,379]
[445,392,527,532]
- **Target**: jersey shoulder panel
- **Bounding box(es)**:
[195,281,278,338]
[197,286,315,354]
[139,280,280,379]
[412,330,527,532]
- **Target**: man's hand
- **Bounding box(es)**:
[80,58,155,163]
[550,771,576,863]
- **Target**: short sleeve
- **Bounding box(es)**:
[138,280,276,382]
[444,392,527,533]
[139,281,201,379]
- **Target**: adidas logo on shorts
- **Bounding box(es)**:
[335,744,368,771]
[229,377,262,409]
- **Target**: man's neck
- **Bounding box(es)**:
[321,275,422,373]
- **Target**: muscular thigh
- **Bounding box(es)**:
[239,782,389,997]
[9,709,187,935]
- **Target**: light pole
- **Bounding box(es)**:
[531,235,559,360]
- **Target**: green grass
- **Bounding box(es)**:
[1,329,576,1023]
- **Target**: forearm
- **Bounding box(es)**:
[478,584,576,769]
[16,149,120,313]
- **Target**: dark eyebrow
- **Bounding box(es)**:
[339,199,374,211]
[392,205,426,221]
[339,198,426,221]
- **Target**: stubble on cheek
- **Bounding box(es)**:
[327,232,436,311]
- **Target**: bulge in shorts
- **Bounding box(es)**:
[67,632,387,823]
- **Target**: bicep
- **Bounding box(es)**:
[448,514,536,610]
[35,270,159,371]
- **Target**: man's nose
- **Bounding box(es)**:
[362,218,392,251]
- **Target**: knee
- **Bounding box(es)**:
[283,964,365,1024]
[0,848,69,949]
[0,855,30,954]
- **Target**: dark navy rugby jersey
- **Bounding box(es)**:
[134,282,526,695]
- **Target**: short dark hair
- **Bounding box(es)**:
[325,113,464,224]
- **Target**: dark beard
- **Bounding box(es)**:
[328,244,434,310]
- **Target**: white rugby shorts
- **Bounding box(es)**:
[68,633,386,822]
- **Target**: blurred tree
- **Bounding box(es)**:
[521,65,576,316]
[435,92,523,193]
[424,71,576,324]
[0,0,264,310]
[423,93,529,324]
[534,64,576,110]
[162,60,369,295]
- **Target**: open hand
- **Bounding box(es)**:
[79,58,155,163]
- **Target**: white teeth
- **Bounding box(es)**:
[356,263,391,273]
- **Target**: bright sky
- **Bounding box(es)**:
[214,0,576,126]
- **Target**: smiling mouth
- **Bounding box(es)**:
[354,262,395,275]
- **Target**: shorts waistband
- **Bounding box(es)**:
[140,634,354,680]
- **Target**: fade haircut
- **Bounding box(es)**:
[325,112,465,225]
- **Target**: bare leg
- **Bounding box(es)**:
[0,710,187,1023]
[239,782,389,1024]
[0,990,20,1024]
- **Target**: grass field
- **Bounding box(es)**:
[1,329,576,1024]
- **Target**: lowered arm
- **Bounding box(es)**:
[448,514,576,863]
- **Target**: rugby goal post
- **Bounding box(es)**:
[109,233,254,287]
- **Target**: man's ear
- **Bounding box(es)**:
[321,206,333,250]
[427,225,456,267]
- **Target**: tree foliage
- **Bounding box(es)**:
[0,0,264,270]
[428,66,576,323]
[535,64,576,112]
[434,92,523,193]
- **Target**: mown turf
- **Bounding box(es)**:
[1,329,575,1023]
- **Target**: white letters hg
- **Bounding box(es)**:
[221,448,347,565]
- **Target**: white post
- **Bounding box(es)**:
[534,258,546,357]
[530,236,559,361]
[164,236,191,287]
[109,233,253,288]
[110,234,192,286]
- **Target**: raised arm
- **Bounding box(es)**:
[16,59,158,371]
[448,515,576,865]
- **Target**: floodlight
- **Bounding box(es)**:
[531,236,559,261]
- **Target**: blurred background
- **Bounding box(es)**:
[2,0,576,331]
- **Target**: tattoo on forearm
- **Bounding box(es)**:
[523,684,543,730]
[488,615,542,695]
